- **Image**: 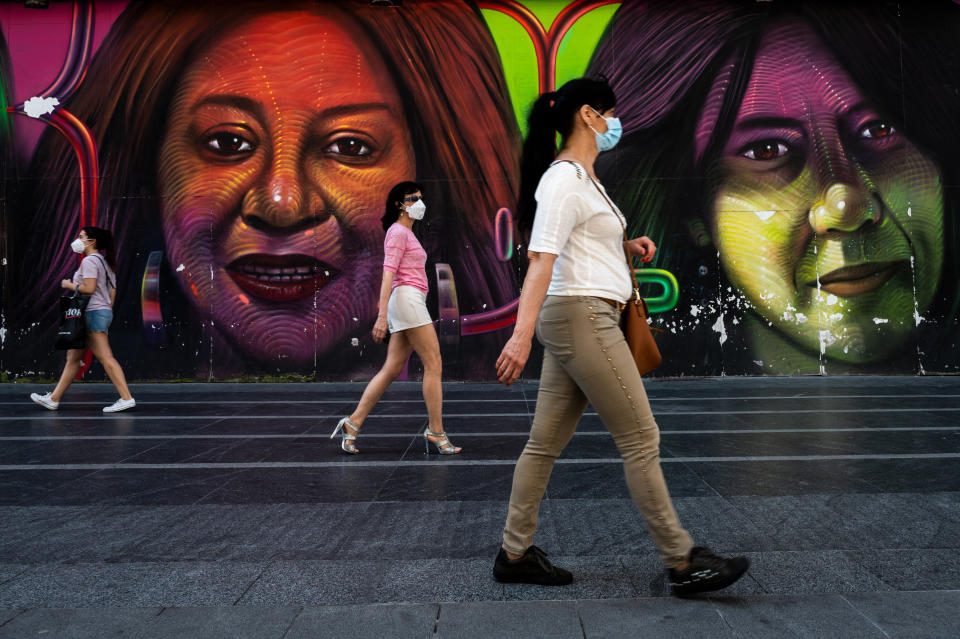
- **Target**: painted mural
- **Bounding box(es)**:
[1,0,958,381]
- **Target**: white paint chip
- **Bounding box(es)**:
[873,317,889,324]
[755,210,775,221]
[351,338,359,346]
[176,264,185,272]
[23,96,60,118]
[711,315,728,345]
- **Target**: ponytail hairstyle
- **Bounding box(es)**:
[81,226,117,271]
[517,77,616,235]
[381,181,424,232]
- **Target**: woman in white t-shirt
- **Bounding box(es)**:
[491,78,748,596]
[30,226,136,413]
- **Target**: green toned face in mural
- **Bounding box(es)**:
[157,10,415,365]
[696,21,944,367]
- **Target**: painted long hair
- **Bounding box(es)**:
[588,0,960,373]
[0,27,14,374]
[13,0,520,378]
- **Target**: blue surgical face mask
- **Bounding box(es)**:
[589,107,622,152]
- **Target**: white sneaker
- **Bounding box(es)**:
[30,392,59,411]
[103,398,136,413]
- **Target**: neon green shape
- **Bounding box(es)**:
[635,269,680,314]
[482,2,620,136]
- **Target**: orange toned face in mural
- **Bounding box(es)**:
[696,21,944,368]
[158,11,415,366]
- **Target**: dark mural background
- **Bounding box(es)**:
[1,0,958,381]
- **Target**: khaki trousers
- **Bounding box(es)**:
[502,295,693,568]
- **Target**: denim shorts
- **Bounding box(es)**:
[85,309,113,333]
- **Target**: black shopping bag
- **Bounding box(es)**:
[55,292,90,350]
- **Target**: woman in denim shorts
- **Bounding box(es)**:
[30,226,136,413]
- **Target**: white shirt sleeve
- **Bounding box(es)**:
[527,163,586,256]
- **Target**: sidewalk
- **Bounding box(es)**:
[1,377,958,637]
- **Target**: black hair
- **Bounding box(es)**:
[81,226,117,271]
[381,181,423,232]
[517,77,616,235]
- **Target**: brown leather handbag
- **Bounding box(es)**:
[584,170,663,375]
[621,284,664,375]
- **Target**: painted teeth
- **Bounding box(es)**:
[236,264,327,281]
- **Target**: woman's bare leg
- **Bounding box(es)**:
[50,349,85,402]
[86,332,133,400]
[348,331,413,430]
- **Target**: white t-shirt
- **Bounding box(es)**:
[527,161,633,302]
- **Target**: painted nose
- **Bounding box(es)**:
[808,182,880,236]
[242,150,325,231]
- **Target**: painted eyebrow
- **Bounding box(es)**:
[191,96,392,121]
[733,116,806,132]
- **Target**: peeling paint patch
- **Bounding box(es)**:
[689,305,700,317]
[176,264,185,272]
[826,294,838,305]
[755,210,775,221]
[712,315,727,345]
[24,96,59,118]
[795,313,808,324]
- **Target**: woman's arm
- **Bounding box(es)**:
[60,277,97,295]
[371,269,396,343]
[495,251,557,385]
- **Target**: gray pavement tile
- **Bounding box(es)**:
[0,562,266,608]
[727,493,960,551]
[548,496,772,557]
[1,506,188,563]
[437,600,583,639]
[142,606,301,639]
[709,593,888,638]
[577,597,734,638]
[503,555,635,601]
[287,603,437,639]
[743,551,894,594]
[0,507,86,557]
[0,607,162,639]
[375,559,503,603]
[0,610,23,627]
[843,590,960,639]
[0,564,29,587]
[847,549,960,590]
[238,560,386,605]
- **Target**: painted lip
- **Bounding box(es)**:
[227,254,338,302]
[809,260,905,297]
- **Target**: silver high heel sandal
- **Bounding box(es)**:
[423,428,461,455]
[331,417,360,454]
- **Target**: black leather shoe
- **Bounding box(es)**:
[669,546,749,596]
[493,546,573,586]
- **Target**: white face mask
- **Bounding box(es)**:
[405,198,426,221]
[70,238,87,254]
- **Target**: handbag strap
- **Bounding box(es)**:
[87,253,115,290]
[553,160,641,303]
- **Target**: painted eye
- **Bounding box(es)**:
[325,137,372,157]
[859,121,896,139]
[204,133,254,155]
[742,140,789,161]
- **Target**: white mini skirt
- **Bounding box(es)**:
[387,285,432,333]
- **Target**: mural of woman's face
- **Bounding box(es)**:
[158,11,415,367]
[696,21,944,364]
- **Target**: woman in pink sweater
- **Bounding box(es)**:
[332,182,461,455]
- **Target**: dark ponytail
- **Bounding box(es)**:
[81,226,117,271]
[517,77,616,235]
